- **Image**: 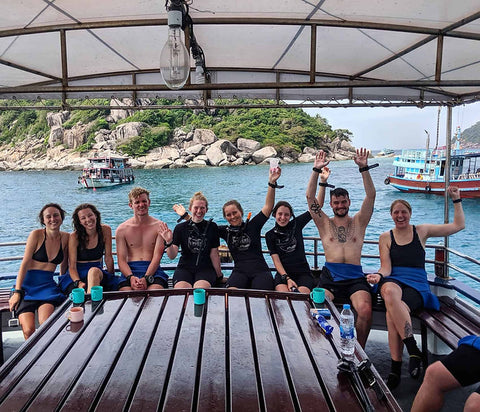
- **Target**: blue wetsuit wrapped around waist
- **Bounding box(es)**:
[22,269,65,304]
[120,261,168,281]
[389,266,440,310]
[325,262,364,281]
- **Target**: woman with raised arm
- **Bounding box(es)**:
[58,203,115,294]
[366,186,465,390]
[266,167,330,293]
[9,203,69,339]
[163,192,222,289]
[173,167,282,290]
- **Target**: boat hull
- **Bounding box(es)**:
[79,177,134,189]
[385,175,480,198]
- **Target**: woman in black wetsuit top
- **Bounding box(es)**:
[366,186,465,390]
[9,203,69,340]
[266,167,329,293]
[173,167,282,290]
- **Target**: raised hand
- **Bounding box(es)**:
[354,147,370,168]
[269,166,282,184]
[320,166,331,183]
[447,185,460,200]
[159,221,173,243]
[173,203,186,217]
[314,150,330,170]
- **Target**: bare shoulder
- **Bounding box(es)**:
[115,219,131,235]
[378,230,390,244]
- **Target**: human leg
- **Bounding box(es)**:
[193,280,211,289]
[385,310,404,389]
[411,361,460,412]
[18,311,36,340]
[464,391,480,412]
[349,289,372,348]
[37,303,55,324]
[87,267,103,293]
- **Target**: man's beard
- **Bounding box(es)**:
[333,208,348,218]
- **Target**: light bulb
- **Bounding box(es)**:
[160,9,190,90]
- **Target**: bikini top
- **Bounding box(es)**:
[32,230,64,265]
[77,236,104,261]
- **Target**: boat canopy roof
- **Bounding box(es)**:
[1,1,480,109]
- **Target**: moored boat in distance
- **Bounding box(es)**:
[78,156,135,189]
[384,147,480,198]
[376,148,395,157]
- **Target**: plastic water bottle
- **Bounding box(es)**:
[339,304,356,360]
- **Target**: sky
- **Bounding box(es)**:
[303,102,480,151]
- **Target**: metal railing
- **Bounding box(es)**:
[1,237,479,304]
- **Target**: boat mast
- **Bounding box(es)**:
[424,130,430,175]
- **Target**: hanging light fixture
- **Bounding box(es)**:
[160,1,190,90]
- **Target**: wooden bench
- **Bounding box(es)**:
[417,295,480,362]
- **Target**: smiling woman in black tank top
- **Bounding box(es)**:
[59,203,114,294]
[367,187,466,390]
[9,203,69,340]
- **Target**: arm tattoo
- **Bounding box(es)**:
[310,199,322,215]
[404,321,413,339]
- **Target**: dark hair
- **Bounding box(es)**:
[272,201,294,217]
[38,203,66,226]
[222,200,243,217]
[330,187,350,199]
[390,199,412,215]
[72,203,103,249]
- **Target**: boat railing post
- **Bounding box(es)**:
[313,238,318,270]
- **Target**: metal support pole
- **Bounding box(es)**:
[442,106,452,279]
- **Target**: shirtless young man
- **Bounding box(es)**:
[115,187,169,290]
[306,148,376,348]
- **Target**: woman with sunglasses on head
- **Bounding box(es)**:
[266,168,330,293]
[9,203,69,340]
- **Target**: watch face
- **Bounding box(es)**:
[146,275,155,285]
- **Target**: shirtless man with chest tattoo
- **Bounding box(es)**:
[306,148,376,348]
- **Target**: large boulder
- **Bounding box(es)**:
[251,146,277,164]
[144,159,173,169]
[48,126,64,147]
[237,138,261,153]
[46,111,69,127]
[192,129,217,145]
[206,145,227,166]
[185,144,205,156]
[211,139,238,156]
[109,98,134,122]
[114,122,145,143]
[145,146,180,161]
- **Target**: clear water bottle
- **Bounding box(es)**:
[339,304,356,360]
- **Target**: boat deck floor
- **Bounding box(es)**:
[2,317,476,411]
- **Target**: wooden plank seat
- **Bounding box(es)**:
[0,290,402,411]
[417,295,480,361]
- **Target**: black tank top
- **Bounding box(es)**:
[390,225,425,268]
[77,236,104,261]
[32,230,64,265]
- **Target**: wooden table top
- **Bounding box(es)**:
[0,289,401,411]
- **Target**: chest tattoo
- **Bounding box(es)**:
[329,220,354,243]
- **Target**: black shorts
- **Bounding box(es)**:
[441,344,480,387]
[380,278,424,313]
[16,299,59,316]
[317,267,371,301]
[117,275,168,289]
[173,266,217,287]
[226,269,274,290]
[274,271,315,290]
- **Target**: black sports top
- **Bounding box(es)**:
[389,225,425,268]
[77,236,104,261]
[32,230,64,265]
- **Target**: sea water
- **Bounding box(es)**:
[1,157,479,298]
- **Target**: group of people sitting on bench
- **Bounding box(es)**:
[8,148,478,411]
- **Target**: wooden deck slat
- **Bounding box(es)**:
[248,296,296,411]
[162,293,204,412]
[270,298,331,411]
[438,301,480,336]
[0,300,91,403]
[228,295,261,411]
[290,299,365,412]
[197,294,227,412]
[28,297,143,411]
[60,297,162,411]
[126,294,185,411]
